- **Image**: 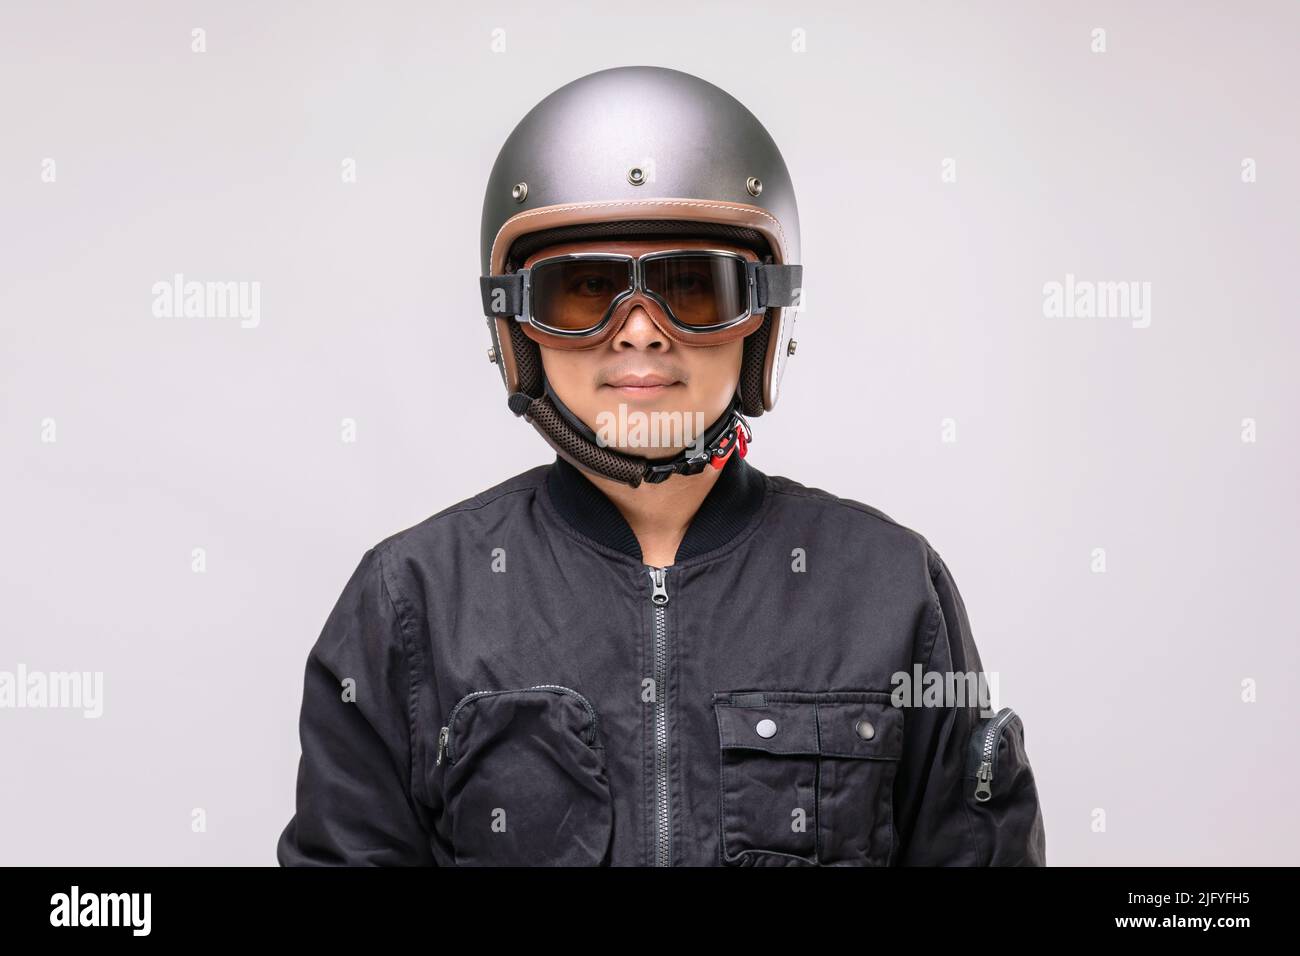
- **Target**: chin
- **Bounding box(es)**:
[586,399,715,455]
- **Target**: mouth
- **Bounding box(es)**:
[602,373,681,396]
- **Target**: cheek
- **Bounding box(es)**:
[686,341,744,405]
[538,348,602,418]
[539,348,590,392]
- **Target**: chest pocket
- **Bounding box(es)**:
[437,685,614,866]
[712,690,903,866]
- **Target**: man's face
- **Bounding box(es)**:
[528,238,750,458]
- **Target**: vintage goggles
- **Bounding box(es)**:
[480,249,802,349]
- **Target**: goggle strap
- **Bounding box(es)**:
[480,273,525,318]
[754,263,803,310]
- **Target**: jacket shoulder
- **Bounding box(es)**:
[762,471,944,574]
[371,462,550,560]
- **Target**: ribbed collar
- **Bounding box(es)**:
[543,451,766,564]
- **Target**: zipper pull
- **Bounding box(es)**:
[974,759,993,802]
[648,566,669,605]
[436,725,449,766]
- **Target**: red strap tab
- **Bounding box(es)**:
[710,422,749,469]
[710,433,734,469]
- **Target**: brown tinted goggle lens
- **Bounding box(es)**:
[530,259,633,332]
[641,255,749,328]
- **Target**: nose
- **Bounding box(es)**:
[610,299,672,351]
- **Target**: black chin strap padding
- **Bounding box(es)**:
[522,393,648,487]
[507,391,533,417]
[542,377,603,444]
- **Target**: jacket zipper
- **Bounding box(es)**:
[648,565,670,866]
[973,707,1018,802]
[435,684,599,767]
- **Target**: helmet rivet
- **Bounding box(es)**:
[511,182,528,203]
[746,176,763,197]
[487,346,498,364]
[787,338,798,356]
[627,166,646,186]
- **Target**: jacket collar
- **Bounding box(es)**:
[543,450,766,563]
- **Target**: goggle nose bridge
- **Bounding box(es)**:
[602,257,682,335]
[599,283,682,343]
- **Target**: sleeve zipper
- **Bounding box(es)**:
[973,707,1019,803]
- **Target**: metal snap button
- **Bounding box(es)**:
[855,719,875,740]
[755,718,777,738]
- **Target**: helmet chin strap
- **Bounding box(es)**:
[538,376,751,485]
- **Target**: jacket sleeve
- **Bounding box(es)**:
[277,546,437,865]
[892,547,1046,866]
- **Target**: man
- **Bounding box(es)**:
[277,65,1046,866]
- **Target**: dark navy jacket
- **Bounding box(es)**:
[277,452,1046,866]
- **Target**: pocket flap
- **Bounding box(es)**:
[817,697,903,759]
[446,685,601,765]
[712,690,903,760]
[715,696,820,755]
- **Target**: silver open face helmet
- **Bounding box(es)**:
[478,65,804,487]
